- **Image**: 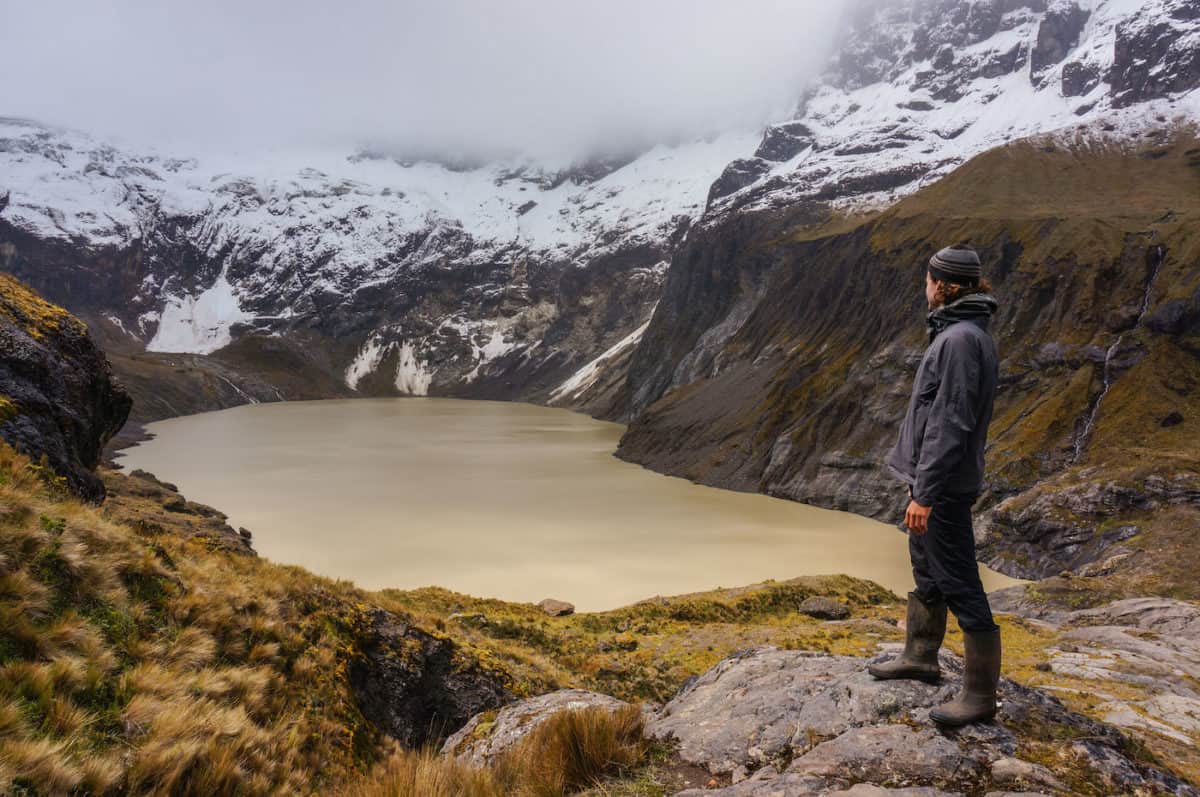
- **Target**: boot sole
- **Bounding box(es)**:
[929,709,996,726]
[867,666,942,684]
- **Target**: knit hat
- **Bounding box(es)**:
[928,244,982,285]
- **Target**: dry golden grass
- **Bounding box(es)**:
[0,442,418,795]
[348,704,647,797]
[346,748,506,797]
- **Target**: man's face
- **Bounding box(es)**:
[925,270,940,309]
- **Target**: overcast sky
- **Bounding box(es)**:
[2,1,847,161]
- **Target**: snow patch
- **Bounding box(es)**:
[462,323,518,382]
[147,275,253,354]
[103,314,134,338]
[345,334,393,390]
[550,313,654,404]
[395,341,434,395]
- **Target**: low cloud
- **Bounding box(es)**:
[1,0,847,160]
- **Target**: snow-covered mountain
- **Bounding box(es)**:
[707,0,1200,216]
[1,0,1197,418]
[0,119,755,402]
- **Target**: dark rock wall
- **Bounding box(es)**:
[0,273,131,499]
[348,608,513,749]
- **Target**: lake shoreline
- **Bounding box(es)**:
[116,396,1022,612]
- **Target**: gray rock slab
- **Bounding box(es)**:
[651,645,1199,797]
[677,777,965,797]
[646,648,959,774]
[786,724,984,783]
[441,687,626,766]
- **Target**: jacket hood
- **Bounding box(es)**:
[926,292,998,343]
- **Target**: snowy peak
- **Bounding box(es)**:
[0,115,755,362]
[707,0,1200,215]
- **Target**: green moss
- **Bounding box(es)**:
[0,395,18,424]
[0,273,83,340]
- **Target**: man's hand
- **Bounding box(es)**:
[906,499,932,535]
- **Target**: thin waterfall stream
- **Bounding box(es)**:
[1072,244,1166,463]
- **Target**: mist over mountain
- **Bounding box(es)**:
[0,0,845,161]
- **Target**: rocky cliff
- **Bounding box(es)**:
[617,130,1200,588]
[0,269,130,499]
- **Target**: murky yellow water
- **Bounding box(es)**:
[118,398,1020,611]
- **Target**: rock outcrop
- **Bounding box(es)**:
[441,688,630,766]
[443,644,1199,795]
[991,589,1200,751]
[0,272,130,499]
[100,467,256,554]
[348,607,514,749]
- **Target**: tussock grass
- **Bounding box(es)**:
[349,703,647,797]
[0,443,438,795]
[347,748,505,797]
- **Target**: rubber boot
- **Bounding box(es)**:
[930,627,1002,726]
[867,592,947,683]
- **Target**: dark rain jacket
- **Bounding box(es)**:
[884,293,999,506]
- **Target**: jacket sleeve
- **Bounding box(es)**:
[912,335,981,506]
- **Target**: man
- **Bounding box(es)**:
[868,243,1002,727]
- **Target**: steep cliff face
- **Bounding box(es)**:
[618,131,1200,583]
[0,272,130,499]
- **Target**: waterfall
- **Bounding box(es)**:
[1071,244,1166,463]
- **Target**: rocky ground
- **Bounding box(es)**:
[419,576,1200,796]
[990,587,1200,776]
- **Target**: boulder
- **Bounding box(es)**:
[798,595,851,620]
[441,688,628,766]
[538,598,575,616]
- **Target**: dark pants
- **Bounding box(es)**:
[909,491,999,633]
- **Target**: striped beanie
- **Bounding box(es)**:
[928,244,982,285]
